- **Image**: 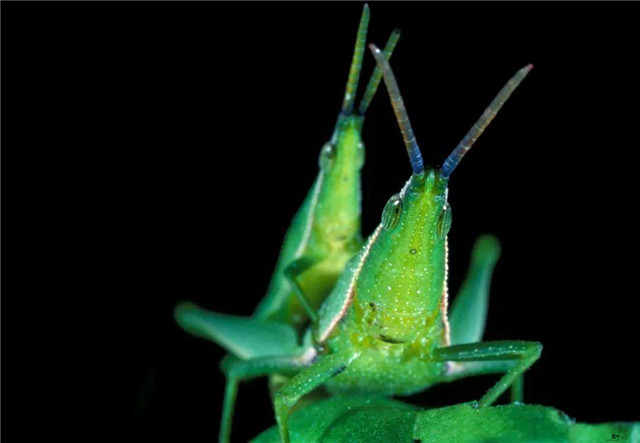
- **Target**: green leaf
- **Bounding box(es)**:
[252,397,639,443]
[569,422,640,443]
[414,402,570,442]
[251,396,418,443]
[414,402,639,442]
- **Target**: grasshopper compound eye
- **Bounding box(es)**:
[381,194,403,231]
[319,142,336,169]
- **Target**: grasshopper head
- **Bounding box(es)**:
[315,114,365,245]
[313,7,402,246]
[356,169,451,345]
[359,45,532,345]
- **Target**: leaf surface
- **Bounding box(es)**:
[252,396,639,443]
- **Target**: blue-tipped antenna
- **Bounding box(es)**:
[342,4,370,115]
[440,64,533,179]
[369,43,424,175]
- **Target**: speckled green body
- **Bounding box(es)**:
[266,160,541,443]
[176,12,538,441]
[264,57,541,443]
[315,171,451,395]
[173,9,408,442]
[253,115,364,330]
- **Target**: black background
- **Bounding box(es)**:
[4,2,639,442]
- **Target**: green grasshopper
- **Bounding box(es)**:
[217,45,540,443]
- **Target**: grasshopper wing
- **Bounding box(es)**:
[175,302,299,360]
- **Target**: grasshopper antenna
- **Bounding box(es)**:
[357,29,401,115]
[440,64,533,179]
[342,4,370,115]
[370,43,424,175]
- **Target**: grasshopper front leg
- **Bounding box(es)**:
[219,355,304,443]
[434,340,542,406]
[446,237,536,403]
[274,351,358,443]
[283,255,326,325]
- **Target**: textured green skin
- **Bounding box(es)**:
[253,396,640,443]
[254,114,365,410]
[240,60,542,442]
[253,114,364,330]
[315,170,450,395]
[175,15,538,441]
[252,166,539,443]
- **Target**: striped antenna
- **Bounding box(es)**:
[341,4,370,114]
[369,43,424,175]
[357,29,401,115]
[441,64,533,179]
